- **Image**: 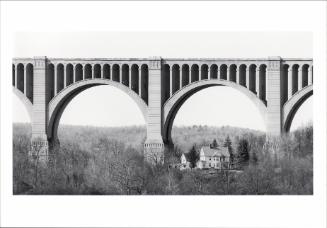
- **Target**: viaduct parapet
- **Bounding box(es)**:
[12,56,313,163]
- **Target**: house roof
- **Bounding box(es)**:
[201,146,229,157]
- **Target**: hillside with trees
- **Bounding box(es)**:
[13,123,313,195]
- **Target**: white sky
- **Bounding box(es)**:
[13,31,313,131]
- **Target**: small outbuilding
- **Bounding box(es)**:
[180,153,191,170]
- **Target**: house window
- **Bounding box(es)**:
[209,163,211,167]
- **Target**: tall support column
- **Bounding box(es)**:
[119,66,123,83]
[73,64,76,83]
[31,56,49,164]
[138,68,142,96]
[54,64,57,96]
[217,65,221,80]
[188,68,191,84]
[92,64,95,79]
[82,64,85,80]
[63,64,67,88]
[255,68,260,96]
[246,66,250,88]
[288,67,293,100]
[100,64,103,79]
[226,65,230,81]
[144,57,164,164]
[179,67,183,90]
[206,68,209,80]
[15,65,18,88]
[266,56,282,135]
[129,68,132,89]
[298,67,302,91]
[169,67,173,97]
[111,65,114,81]
[236,67,240,84]
[23,66,27,95]
[308,65,313,85]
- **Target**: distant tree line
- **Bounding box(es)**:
[13,123,313,195]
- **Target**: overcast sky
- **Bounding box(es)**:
[12,31,313,131]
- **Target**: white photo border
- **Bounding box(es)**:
[1,1,326,228]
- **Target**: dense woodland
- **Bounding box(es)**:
[13,123,313,195]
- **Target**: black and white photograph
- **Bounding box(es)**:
[12,31,314,195]
[1,1,326,228]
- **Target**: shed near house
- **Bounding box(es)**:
[180,153,191,169]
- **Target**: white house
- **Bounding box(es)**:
[197,146,230,170]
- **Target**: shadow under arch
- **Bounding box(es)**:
[162,79,268,145]
[47,79,148,142]
[12,87,33,122]
[283,85,313,132]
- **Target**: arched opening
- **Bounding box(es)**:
[17,63,24,93]
[66,64,74,86]
[131,64,139,93]
[112,64,120,82]
[141,64,148,104]
[26,63,33,103]
[57,86,146,128]
[217,64,228,80]
[281,64,289,105]
[283,84,313,133]
[239,64,246,87]
[103,64,110,79]
[229,64,236,82]
[94,64,101,79]
[12,64,15,86]
[210,64,218,79]
[302,64,309,88]
[259,64,267,102]
[162,64,170,104]
[191,64,199,82]
[182,64,189,87]
[172,64,180,94]
[57,64,64,93]
[292,64,299,95]
[75,64,83,82]
[122,64,129,87]
[201,64,208,80]
[84,64,92,80]
[164,84,266,149]
[249,64,256,93]
[48,81,148,143]
[47,63,55,101]
[289,96,312,132]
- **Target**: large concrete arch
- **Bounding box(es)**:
[47,79,148,141]
[12,87,33,121]
[162,79,268,144]
[283,84,313,132]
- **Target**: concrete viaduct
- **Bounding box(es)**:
[12,56,313,163]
